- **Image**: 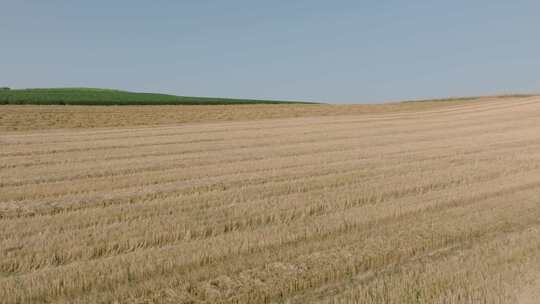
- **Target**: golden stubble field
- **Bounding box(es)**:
[2,96,540,303]
[0,99,476,132]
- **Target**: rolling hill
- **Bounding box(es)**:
[0,88,312,105]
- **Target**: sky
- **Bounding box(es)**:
[2,1,540,103]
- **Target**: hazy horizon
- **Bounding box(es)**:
[3,1,540,103]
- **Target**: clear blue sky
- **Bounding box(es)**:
[2,1,540,103]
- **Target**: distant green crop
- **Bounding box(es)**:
[0,88,313,105]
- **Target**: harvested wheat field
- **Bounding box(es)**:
[0,98,477,132]
[2,96,540,303]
